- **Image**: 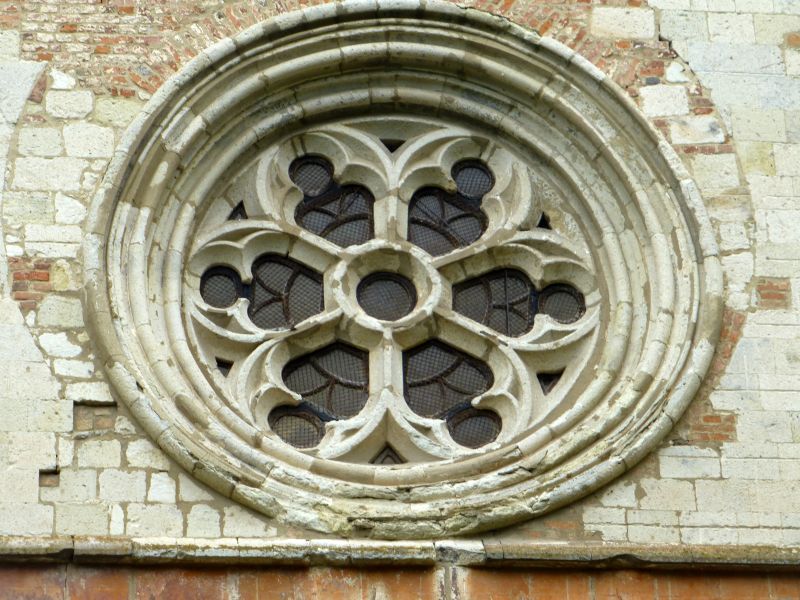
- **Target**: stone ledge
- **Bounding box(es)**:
[1,537,799,571]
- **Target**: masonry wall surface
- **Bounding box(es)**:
[1,0,800,595]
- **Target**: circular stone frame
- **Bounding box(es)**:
[85,0,723,538]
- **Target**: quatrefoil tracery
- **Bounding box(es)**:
[189,125,597,463]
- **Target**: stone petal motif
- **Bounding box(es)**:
[85,1,722,538]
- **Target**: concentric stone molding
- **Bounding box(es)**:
[84,0,723,537]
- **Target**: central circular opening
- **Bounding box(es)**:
[357,272,417,321]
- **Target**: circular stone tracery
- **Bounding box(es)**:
[85,1,722,538]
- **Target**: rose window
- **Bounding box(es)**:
[88,2,722,537]
[187,124,597,463]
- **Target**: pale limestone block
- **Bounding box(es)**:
[736,0,775,11]
[628,525,680,544]
[638,478,696,511]
[583,507,626,524]
[681,527,739,545]
[65,382,114,405]
[774,0,800,13]
[94,97,144,128]
[774,143,800,175]
[18,128,64,157]
[732,109,787,141]
[0,31,20,60]
[648,0,690,7]
[760,390,800,411]
[37,295,83,328]
[0,503,53,535]
[187,505,221,538]
[55,503,109,535]
[589,524,628,542]
[753,481,800,512]
[701,73,800,112]
[1,468,39,503]
[110,504,124,535]
[0,62,44,124]
[724,442,779,458]
[126,504,183,537]
[55,193,86,225]
[720,252,753,310]
[51,259,81,292]
[639,85,689,117]
[127,439,171,471]
[660,455,721,479]
[38,332,81,358]
[736,411,793,442]
[685,43,784,75]
[63,123,114,158]
[753,14,800,44]
[147,473,176,503]
[1,432,56,469]
[665,61,690,83]
[25,242,80,259]
[738,512,782,528]
[222,505,274,537]
[53,359,94,378]
[77,439,121,468]
[660,11,708,42]
[13,157,88,192]
[669,115,725,144]
[738,528,782,545]
[680,511,737,527]
[627,510,679,526]
[764,209,800,243]
[178,473,215,502]
[787,111,800,142]
[708,13,756,44]
[50,69,76,90]
[696,479,757,512]
[99,470,146,502]
[787,48,800,76]
[738,141,776,176]
[41,470,97,502]
[114,416,138,436]
[721,457,780,479]
[710,390,761,411]
[598,481,638,508]
[718,221,751,252]
[590,8,655,39]
[57,438,74,469]
[691,153,740,191]
[44,90,93,119]
[0,399,30,432]
[691,0,736,10]
[24,224,82,243]
[2,192,54,226]
[30,400,72,432]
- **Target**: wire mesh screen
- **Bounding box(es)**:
[447,407,501,448]
[268,407,325,448]
[247,255,323,330]
[452,160,494,199]
[453,269,535,337]
[407,189,487,256]
[282,343,369,420]
[539,284,585,324]
[357,272,417,321]
[291,156,375,247]
[200,268,241,308]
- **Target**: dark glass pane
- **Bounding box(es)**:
[200,267,241,308]
[408,188,488,256]
[215,358,233,377]
[452,160,494,199]
[453,269,536,337]
[247,255,323,330]
[537,371,563,395]
[228,202,248,221]
[268,406,325,448]
[403,341,493,419]
[283,343,369,419]
[289,156,333,197]
[371,445,405,465]
[291,155,375,247]
[447,407,501,448]
[357,272,417,321]
[539,284,585,324]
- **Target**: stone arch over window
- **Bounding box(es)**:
[85,0,722,538]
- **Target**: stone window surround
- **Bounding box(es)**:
[83,0,723,538]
